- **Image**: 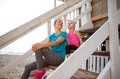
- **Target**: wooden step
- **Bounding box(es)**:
[44,68,98,79]
[71,69,98,79]
[29,68,98,79]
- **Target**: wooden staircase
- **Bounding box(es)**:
[0,50,109,79]
[28,51,109,79]
[0,0,114,78]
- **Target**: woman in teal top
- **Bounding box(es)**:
[21,19,67,79]
[49,31,67,59]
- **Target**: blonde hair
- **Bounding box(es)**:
[68,20,76,24]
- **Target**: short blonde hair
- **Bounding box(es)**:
[68,20,76,24]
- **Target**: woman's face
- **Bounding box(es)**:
[54,19,63,30]
[68,20,75,29]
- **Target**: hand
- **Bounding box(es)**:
[32,44,37,52]
[32,43,42,52]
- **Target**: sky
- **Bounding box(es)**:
[0,0,63,55]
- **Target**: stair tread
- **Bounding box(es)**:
[71,69,98,79]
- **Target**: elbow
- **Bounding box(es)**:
[54,41,60,46]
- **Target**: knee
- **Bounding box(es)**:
[24,64,31,71]
[35,48,48,54]
[40,48,48,51]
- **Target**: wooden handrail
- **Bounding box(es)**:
[67,51,110,56]
[92,51,110,56]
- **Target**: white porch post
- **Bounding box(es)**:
[86,1,93,28]
[86,1,92,22]
[108,0,120,79]
[75,8,80,30]
[106,40,109,51]
[62,15,67,31]
[54,0,56,8]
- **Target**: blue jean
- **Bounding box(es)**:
[20,48,64,79]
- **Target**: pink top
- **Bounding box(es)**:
[68,32,80,47]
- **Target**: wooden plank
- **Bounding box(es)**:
[71,69,98,79]
[92,51,110,56]
[91,13,108,22]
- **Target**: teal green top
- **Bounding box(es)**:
[49,32,67,59]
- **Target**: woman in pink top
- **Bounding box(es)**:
[66,20,83,54]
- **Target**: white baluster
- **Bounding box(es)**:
[93,55,96,72]
[62,15,67,31]
[54,0,56,8]
[106,40,109,51]
[86,1,92,22]
[75,8,80,30]
[96,56,100,73]
[67,13,71,20]
[47,20,51,36]
[72,10,76,20]
[105,56,109,66]
[100,56,104,72]
[89,55,93,72]
[88,57,90,71]
[82,61,86,70]
[98,44,102,51]
[69,12,72,20]
[81,4,87,26]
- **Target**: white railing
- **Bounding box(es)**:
[80,52,110,73]
[0,0,92,77]
[47,21,109,79]
[97,60,111,79]
[54,0,91,20]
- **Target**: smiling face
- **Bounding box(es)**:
[54,19,63,30]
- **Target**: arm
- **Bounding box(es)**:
[32,37,65,52]
[75,31,83,44]
[41,37,64,47]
